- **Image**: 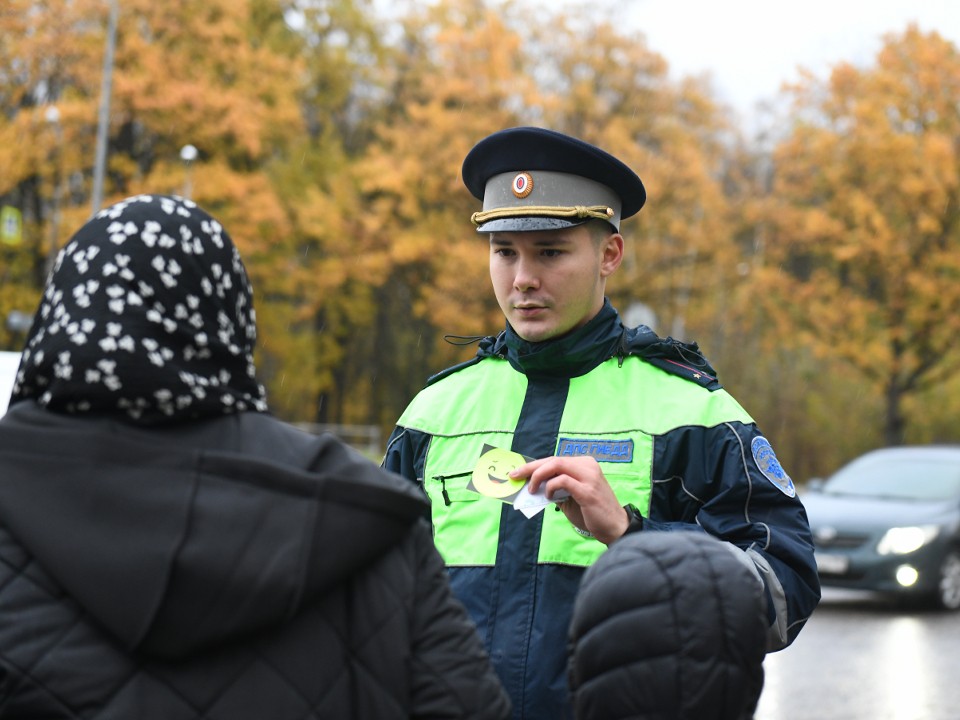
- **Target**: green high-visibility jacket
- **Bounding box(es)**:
[384,301,820,720]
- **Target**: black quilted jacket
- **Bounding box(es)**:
[0,402,511,719]
[567,531,768,720]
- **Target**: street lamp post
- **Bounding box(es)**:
[45,106,63,279]
[180,144,198,199]
[90,0,119,215]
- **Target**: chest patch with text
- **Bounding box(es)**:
[556,438,634,463]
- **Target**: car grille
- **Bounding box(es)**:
[813,533,870,550]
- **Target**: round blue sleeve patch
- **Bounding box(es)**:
[751,436,796,498]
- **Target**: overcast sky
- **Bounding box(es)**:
[623,0,960,126]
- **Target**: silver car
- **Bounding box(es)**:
[803,445,960,610]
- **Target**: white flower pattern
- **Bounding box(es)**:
[12,194,267,423]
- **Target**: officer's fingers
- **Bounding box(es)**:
[533,464,590,499]
[550,455,606,484]
[540,473,580,501]
[575,460,611,490]
[559,498,586,530]
[509,457,551,484]
[521,457,574,491]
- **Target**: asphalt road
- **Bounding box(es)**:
[755,588,960,720]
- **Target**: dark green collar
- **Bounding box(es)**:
[433,299,721,390]
[501,299,623,378]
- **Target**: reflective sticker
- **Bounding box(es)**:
[469,444,527,501]
[751,436,796,497]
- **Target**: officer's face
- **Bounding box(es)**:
[489,224,623,342]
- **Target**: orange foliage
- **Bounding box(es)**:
[4,2,958,459]
[751,24,960,444]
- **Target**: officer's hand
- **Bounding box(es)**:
[511,456,629,545]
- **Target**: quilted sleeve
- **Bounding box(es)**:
[406,521,511,720]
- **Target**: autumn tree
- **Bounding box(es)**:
[241,0,392,423]
[753,25,960,448]
[320,0,744,439]
[4,0,847,467]
[0,0,306,249]
[517,11,736,346]
[0,0,331,422]
[0,0,109,346]
[326,0,544,432]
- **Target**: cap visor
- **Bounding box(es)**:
[475,217,589,233]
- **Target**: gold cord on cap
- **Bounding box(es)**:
[471,205,614,227]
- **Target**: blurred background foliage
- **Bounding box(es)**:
[1,0,959,479]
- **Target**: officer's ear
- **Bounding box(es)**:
[599,231,624,278]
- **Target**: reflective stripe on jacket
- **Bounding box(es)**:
[399,354,753,568]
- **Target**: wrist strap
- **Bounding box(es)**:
[623,503,644,535]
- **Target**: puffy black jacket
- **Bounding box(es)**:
[567,531,767,720]
[0,402,511,719]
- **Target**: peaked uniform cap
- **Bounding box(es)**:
[461,126,646,233]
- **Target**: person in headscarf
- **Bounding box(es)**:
[11,193,267,422]
[0,194,511,720]
[567,530,768,720]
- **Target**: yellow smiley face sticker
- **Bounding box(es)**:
[469,445,527,501]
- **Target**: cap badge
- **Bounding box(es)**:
[511,172,534,198]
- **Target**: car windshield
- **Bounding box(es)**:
[824,454,960,501]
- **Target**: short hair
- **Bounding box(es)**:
[585,218,617,246]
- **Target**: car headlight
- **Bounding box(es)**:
[876,525,940,555]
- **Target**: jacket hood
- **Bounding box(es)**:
[568,531,767,720]
[0,406,427,661]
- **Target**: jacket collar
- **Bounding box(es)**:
[499,298,623,378]
[466,298,720,389]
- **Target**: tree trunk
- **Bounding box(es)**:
[883,380,906,447]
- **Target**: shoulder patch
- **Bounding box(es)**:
[751,436,795,497]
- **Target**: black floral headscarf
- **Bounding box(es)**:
[12,194,268,424]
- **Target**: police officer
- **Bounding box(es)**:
[383,126,820,720]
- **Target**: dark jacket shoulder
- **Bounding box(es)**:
[0,403,510,719]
